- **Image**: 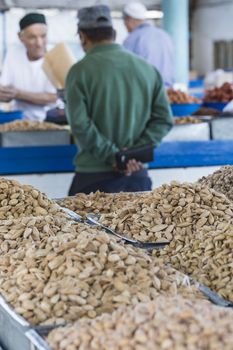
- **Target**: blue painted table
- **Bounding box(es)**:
[1,140,233,175]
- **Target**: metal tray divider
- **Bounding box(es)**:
[25,330,52,350]
[168,266,233,308]
[0,294,58,350]
[195,282,233,308]
[0,295,32,350]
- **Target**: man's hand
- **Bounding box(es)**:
[0,85,17,102]
[124,159,144,176]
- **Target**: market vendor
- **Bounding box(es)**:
[0,12,57,121]
[66,5,173,195]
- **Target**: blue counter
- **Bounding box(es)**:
[151,140,233,167]
[1,140,233,175]
[0,145,75,174]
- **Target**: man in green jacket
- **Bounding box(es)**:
[66,5,173,194]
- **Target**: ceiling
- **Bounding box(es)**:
[0,1,222,13]
[0,0,161,11]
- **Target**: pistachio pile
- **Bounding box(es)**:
[0,120,64,132]
[99,182,233,301]
[0,177,63,219]
[0,215,203,325]
[198,165,233,202]
[47,296,233,350]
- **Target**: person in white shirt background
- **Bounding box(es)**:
[123,2,174,87]
[0,12,57,121]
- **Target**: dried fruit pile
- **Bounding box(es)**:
[0,177,63,219]
[167,88,201,103]
[99,182,233,301]
[192,106,220,116]
[198,165,233,202]
[47,296,233,350]
[0,120,64,132]
[0,215,203,325]
[204,82,233,102]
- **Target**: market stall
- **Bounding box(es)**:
[1,86,233,199]
[0,175,232,350]
[0,1,232,349]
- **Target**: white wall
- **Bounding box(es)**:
[5,166,221,199]
[192,1,233,75]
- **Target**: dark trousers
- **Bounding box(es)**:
[68,169,152,195]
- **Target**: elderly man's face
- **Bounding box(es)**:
[123,16,135,32]
[124,15,143,33]
[18,23,47,60]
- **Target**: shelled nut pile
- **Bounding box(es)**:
[198,165,233,202]
[0,120,64,132]
[57,191,148,216]
[0,177,63,219]
[174,116,202,124]
[0,215,203,325]
[156,221,233,301]
[99,182,233,243]
[47,295,233,350]
[167,88,201,103]
[0,215,74,255]
[99,182,233,301]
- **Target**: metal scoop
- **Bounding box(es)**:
[197,282,233,307]
[60,207,83,222]
[86,213,170,250]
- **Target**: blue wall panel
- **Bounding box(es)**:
[0,145,76,174]
[150,141,233,168]
[1,141,233,175]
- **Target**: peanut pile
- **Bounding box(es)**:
[0,215,203,325]
[0,120,64,132]
[47,295,233,350]
[98,182,233,301]
[198,165,233,202]
[0,177,63,219]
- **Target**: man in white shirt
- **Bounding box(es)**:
[0,13,57,121]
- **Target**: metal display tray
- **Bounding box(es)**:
[0,195,232,349]
[163,122,210,142]
[0,295,52,350]
[25,330,52,350]
[0,276,232,350]
[210,115,233,140]
[0,130,70,147]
